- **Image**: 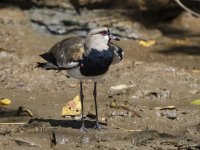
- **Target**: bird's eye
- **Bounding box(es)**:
[100,31,108,35]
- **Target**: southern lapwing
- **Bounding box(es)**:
[37,27,123,130]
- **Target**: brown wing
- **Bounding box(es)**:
[49,36,85,68]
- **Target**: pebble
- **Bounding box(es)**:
[109,84,134,92]
[111,110,128,117]
[0,51,12,58]
[161,110,177,120]
[13,138,39,147]
[188,89,198,94]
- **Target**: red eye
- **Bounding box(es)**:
[100,31,108,35]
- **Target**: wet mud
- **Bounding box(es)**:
[0,3,200,150]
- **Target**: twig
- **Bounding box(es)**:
[0,122,27,125]
[174,0,200,17]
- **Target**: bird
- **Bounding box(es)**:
[37,27,123,131]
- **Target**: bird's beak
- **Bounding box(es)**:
[109,34,120,41]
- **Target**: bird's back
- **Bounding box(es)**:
[40,36,85,69]
[50,36,85,68]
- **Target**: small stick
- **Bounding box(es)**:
[0,122,27,125]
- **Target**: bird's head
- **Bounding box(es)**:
[85,27,120,50]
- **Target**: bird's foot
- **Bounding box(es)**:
[93,122,106,130]
[80,123,88,132]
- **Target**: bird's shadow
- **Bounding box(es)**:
[28,118,107,129]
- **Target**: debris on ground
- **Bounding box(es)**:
[62,95,81,116]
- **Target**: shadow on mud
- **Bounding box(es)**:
[29,118,107,129]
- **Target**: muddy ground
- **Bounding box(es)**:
[0,3,200,150]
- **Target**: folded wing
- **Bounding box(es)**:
[38,36,85,70]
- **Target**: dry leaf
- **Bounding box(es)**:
[139,40,156,47]
[191,99,200,105]
[110,99,119,108]
[192,69,200,74]
[0,98,11,105]
[175,39,190,45]
[17,106,33,117]
[62,95,81,116]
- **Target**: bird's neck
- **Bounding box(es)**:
[90,44,108,50]
[85,37,109,52]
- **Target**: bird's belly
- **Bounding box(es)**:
[67,67,105,81]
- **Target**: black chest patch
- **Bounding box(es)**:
[80,49,113,76]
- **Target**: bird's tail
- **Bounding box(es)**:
[36,62,58,70]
